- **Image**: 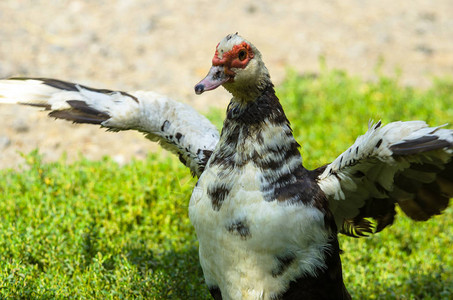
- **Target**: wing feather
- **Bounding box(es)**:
[317,121,452,237]
[0,77,220,176]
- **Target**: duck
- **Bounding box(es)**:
[0,33,452,299]
[191,33,452,299]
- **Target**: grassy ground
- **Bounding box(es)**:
[0,70,452,299]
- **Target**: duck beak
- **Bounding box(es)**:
[194,65,230,95]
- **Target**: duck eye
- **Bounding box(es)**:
[238,50,247,61]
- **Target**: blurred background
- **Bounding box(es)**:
[0,0,452,169]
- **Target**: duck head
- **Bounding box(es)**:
[195,33,271,101]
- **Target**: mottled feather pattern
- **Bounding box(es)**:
[318,120,453,236]
[0,78,219,177]
[190,82,340,299]
[226,219,252,240]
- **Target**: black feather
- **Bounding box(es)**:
[19,102,52,110]
[390,136,452,155]
[66,100,110,118]
[49,110,109,125]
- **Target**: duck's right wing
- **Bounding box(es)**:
[0,77,220,176]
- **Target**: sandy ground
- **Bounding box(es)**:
[0,0,452,169]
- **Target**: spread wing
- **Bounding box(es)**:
[316,120,453,237]
[0,77,219,177]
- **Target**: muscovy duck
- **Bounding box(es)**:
[191,33,452,299]
[0,33,451,299]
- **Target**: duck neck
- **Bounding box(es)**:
[225,83,289,128]
[211,83,305,179]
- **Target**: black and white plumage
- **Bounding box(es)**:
[318,120,453,236]
[0,33,451,299]
[191,34,452,299]
[0,77,219,176]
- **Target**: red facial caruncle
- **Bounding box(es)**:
[212,42,255,76]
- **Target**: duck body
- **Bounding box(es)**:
[190,33,452,299]
[190,81,349,299]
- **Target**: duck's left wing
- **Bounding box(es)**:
[0,77,220,177]
[316,121,453,237]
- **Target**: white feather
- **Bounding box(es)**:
[318,120,453,227]
[0,78,220,176]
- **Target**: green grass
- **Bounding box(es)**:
[1,70,452,299]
